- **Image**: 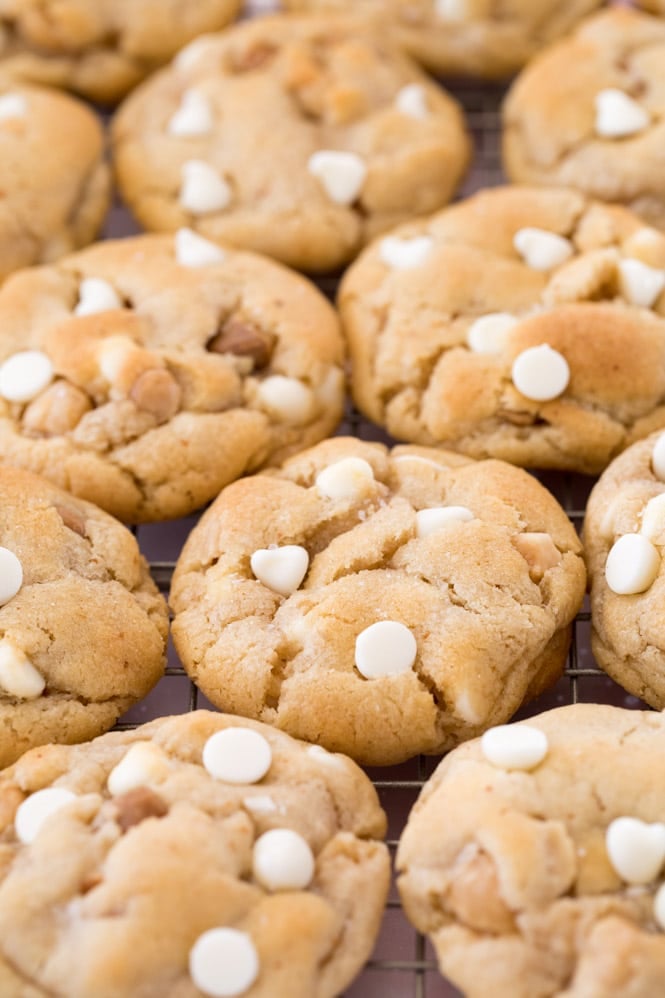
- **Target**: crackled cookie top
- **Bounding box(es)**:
[503,8,665,231]
[340,185,665,474]
[112,14,470,273]
[0,464,168,769]
[0,710,389,997]
[584,429,665,709]
[0,0,241,104]
[0,232,344,522]
[397,704,665,998]
[281,0,602,79]
[0,84,109,282]
[170,437,585,766]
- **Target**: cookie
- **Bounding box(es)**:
[0,709,389,997]
[170,437,586,766]
[0,231,344,522]
[584,428,665,708]
[637,0,665,12]
[397,703,665,998]
[281,0,603,79]
[112,14,471,273]
[0,0,242,105]
[503,8,665,231]
[0,464,168,769]
[0,84,109,282]
[340,185,665,475]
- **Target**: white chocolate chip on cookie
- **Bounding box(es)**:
[307,150,366,206]
[481,723,548,770]
[605,816,665,884]
[605,533,660,595]
[0,547,23,605]
[416,506,473,538]
[250,545,309,597]
[355,620,417,679]
[107,742,170,796]
[175,228,225,268]
[316,457,375,500]
[15,787,78,845]
[203,728,272,784]
[641,494,665,543]
[467,313,518,354]
[395,84,429,120]
[512,344,570,401]
[75,277,123,317]
[168,88,213,137]
[252,828,315,891]
[0,93,26,121]
[618,258,665,308]
[594,89,650,140]
[180,160,231,214]
[379,235,433,270]
[256,376,314,424]
[189,927,259,997]
[0,639,44,699]
[514,228,573,271]
[0,350,53,404]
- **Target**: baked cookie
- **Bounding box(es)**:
[0,84,109,282]
[112,14,471,273]
[281,0,603,79]
[584,429,665,708]
[637,0,665,13]
[503,8,665,230]
[0,231,344,522]
[0,709,390,997]
[170,437,586,767]
[340,185,665,474]
[0,0,242,105]
[0,464,168,769]
[397,704,665,998]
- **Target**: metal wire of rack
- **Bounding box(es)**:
[108,65,647,998]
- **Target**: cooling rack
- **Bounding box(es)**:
[106,49,647,998]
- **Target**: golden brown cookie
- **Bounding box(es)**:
[503,8,665,230]
[0,0,242,104]
[281,0,603,79]
[340,185,665,474]
[0,710,389,997]
[0,464,168,769]
[585,429,665,708]
[0,84,109,282]
[0,232,345,522]
[170,437,586,766]
[637,0,665,12]
[112,14,471,273]
[397,704,665,998]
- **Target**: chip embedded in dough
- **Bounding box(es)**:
[171,437,586,766]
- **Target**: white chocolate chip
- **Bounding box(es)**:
[605,533,660,595]
[0,639,44,699]
[606,817,665,884]
[355,620,417,679]
[0,93,27,121]
[514,228,573,271]
[480,724,548,771]
[252,828,315,891]
[379,235,433,270]
[189,927,259,997]
[416,506,474,538]
[435,0,469,20]
[243,795,277,815]
[175,228,225,268]
[395,84,429,119]
[74,277,122,317]
[15,787,77,844]
[618,258,665,308]
[467,313,518,354]
[0,350,53,403]
[250,545,309,597]
[306,744,344,767]
[654,882,665,930]
[641,494,665,542]
[654,433,665,481]
[107,742,170,796]
[203,728,272,784]
[0,547,23,605]
[512,344,570,402]
[175,34,218,72]
[315,457,375,500]
[168,88,213,137]
[595,88,650,139]
[180,160,231,214]
[307,150,366,206]
[97,335,139,384]
[255,376,314,425]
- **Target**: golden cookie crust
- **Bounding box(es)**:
[0,710,389,997]
[170,437,585,766]
[503,8,665,230]
[282,0,603,79]
[397,704,665,998]
[585,430,665,707]
[112,14,471,274]
[0,233,345,522]
[0,85,109,282]
[0,464,168,769]
[0,0,242,104]
[340,185,665,474]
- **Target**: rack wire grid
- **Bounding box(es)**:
[105,60,649,998]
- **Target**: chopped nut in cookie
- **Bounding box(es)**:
[114,787,168,832]
[208,318,276,370]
